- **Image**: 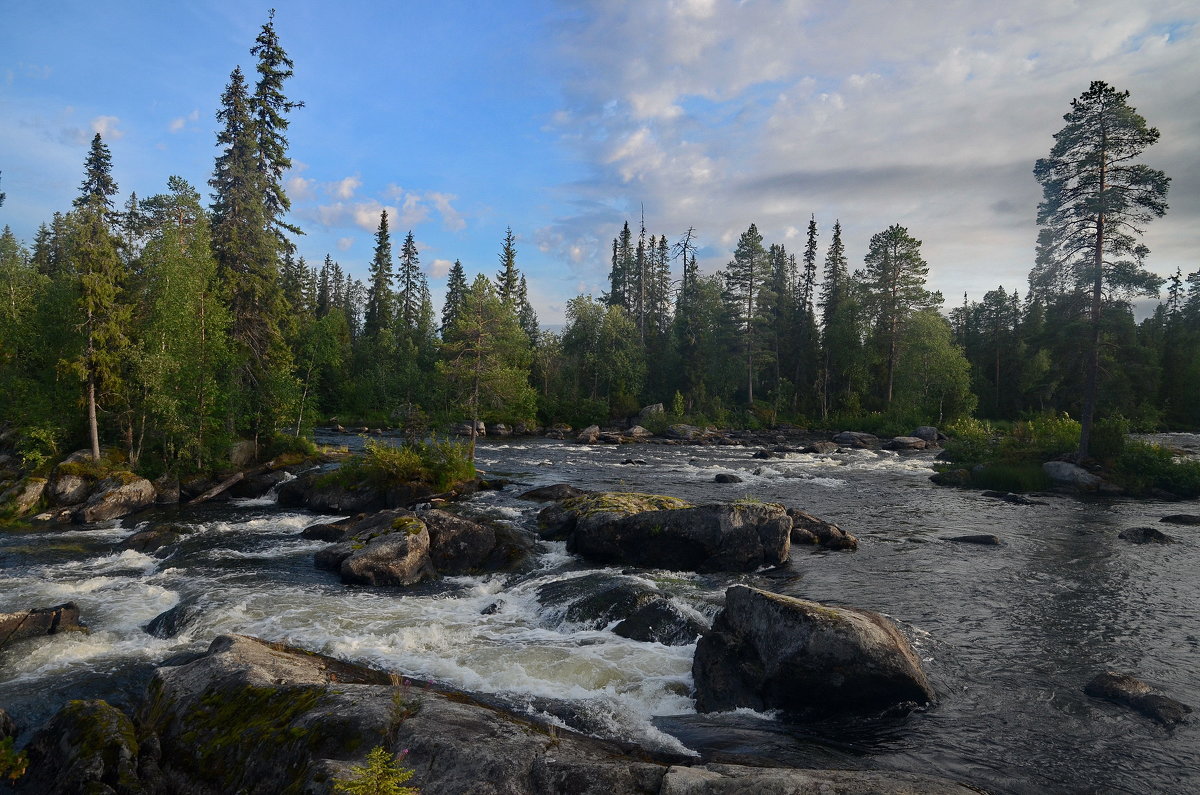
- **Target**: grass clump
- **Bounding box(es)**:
[561,491,691,518]
[324,438,475,492]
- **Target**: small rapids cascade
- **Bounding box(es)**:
[2,434,1199,793]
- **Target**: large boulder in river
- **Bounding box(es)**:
[693,586,934,717]
[422,508,530,574]
[884,436,927,451]
[537,573,706,646]
[18,699,141,795]
[538,491,690,539]
[1042,460,1102,490]
[576,424,601,443]
[73,474,156,523]
[519,483,591,502]
[831,431,880,449]
[571,500,792,572]
[665,423,707,441]
[787,508,858,550]
[0,476,45,516]
[1084,671,1192,726]
[0,602,87,649]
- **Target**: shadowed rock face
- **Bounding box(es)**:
[693,586,934,717]
[1085,671,1192,726]
[570,502,791,572]
[19,699,140,795]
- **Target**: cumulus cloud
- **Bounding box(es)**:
[329,174,362,200]
[337,237,355,251]
[546,0,1200,299]
[429,258,453,278]
[426,192,466,231]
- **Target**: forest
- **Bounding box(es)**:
[1,15,1197,478]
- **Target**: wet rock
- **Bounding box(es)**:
[802,441,840,454]
[0,602,87,649]
[340,519,432,586]
[1161,514,1200,526]
[119,525,183,554]
[572,501,791,572]
[0,707,15,740]
[229,469,288,498]
[576,424,601,444]
[714,473,742,484]
[143,600,203,639]
[1118,526,1174,544]
[452,420,487,437]
[751,450,778,460]
[884,436,928,451]
[488,422,512,437]
[74,475,156,523]
[930,468,971,487]
[423,508,529,574]
[621,458,648,465]
[152,474,180,505]
[519,483,591,502]
[693,585,934,717]
[1084,671,1192,726]
[945,534,1003,546]
[1042,460,1102,490]
[536,502,576,539]
[19,699,140,795]
[831,431,880,449]
[626,425,654,439]
[614,600,706,646]
[787,509,858,550]
[981,490,1047,506]
[300,520,349,541]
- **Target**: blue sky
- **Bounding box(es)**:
[3,1,1198,323]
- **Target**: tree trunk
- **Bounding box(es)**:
[87,370,101,461]
[1079,140,1108,459]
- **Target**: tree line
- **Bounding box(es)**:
[0,15,1194,475]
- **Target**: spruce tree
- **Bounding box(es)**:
[363,210,394,341]
[495,226,520,305]
[516,274,540,345]
[396,231,423,330]
[442,259,468,335]
[724,223,767,404]
[250,8,304,248]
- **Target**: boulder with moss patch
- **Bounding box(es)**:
[569,498,792,572]
[73,474,156,523]
[693,585,934,717]
[0,476,46,517]
[18,699,140,795]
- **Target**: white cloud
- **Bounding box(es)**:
[545,0,1200,301]
[286,174,316,202]
[329,174,362,200]
[90,115,124,140]
[427,191,466,231]
[337,237,355,251]
[429,258,453,278]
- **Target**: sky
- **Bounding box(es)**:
[2,0,1198,324]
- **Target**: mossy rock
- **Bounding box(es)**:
[20,699,141,793]
[561,492,692,519]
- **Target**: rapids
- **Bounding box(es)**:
[2,434,1198,793]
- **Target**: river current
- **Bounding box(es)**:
[2,434,1198,794]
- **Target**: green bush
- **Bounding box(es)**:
[970,462,1052,493]
[265,432,318,460]
[332,746,418,795]
[998,413,1080,463]
[941,417,999,465]
[1116,441,1200,498]
[329,438,475,492]
[16,425,62,472]
[1089,416,1129,461]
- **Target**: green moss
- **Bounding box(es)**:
[562,491,691,518]
[390,516,426,536]
[179,684,327,791]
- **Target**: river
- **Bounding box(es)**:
[2,433,1197,794]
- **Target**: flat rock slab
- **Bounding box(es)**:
[0,602,88,649]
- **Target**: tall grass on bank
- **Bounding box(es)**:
[325,438,475,492]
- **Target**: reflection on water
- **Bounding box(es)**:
[2,434,1198,793]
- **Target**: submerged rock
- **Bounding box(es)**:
[143,600,203,639]
[1118,526,1174,544]
[930,469,971,487]
[693,585,934,717]
[787,509,858,550]
[519,483,591,502]
[980,490,1048,506]
[120,524,185,554]
[1084,671,1192,726]
[1161,514,1200,526]
[802,441,840,454]
[537,574,706,646]
[714,473,742,484]
[0,602,87,649]
[945,534,1003,546]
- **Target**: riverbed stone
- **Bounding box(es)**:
[1042,460,1103,490]
[119,525,183,554]
[1161,514,1200,525]
[714,473,742,484]
[74,474,156,523]
[802,441,840,454]
[519,483,591,502]
[693,585,934,717]
[571,501,791,572]
[422,508,530,574]
[576,424,601,443]
[787,508,858,550]
[1084,671,1192,726]
[831,431,880,448]
[0,602,87,649]
[1118,526,1174,544]
[930,468,972,487]
[885,436,928,450]
[143,600,204,639]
